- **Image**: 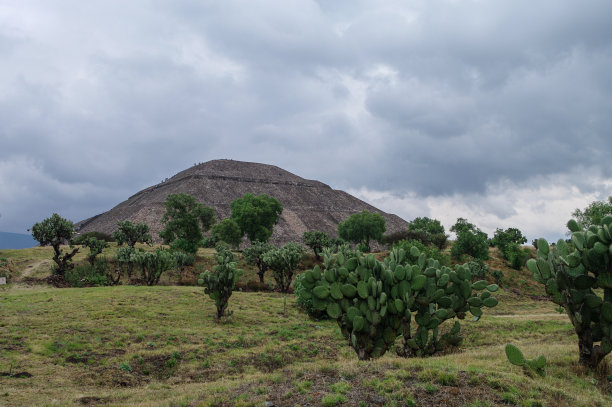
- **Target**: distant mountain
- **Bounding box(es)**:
[0,231,37,250]
[76,159,410,246]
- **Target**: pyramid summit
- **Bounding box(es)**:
[76,159,410,246]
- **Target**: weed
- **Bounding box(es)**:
[329,381,351,394]
[424,383,438,394]
[120,362,132,372]
[437,371,457,386]
[321,393,347,406]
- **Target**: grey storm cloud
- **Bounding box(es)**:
[1,0,611,238]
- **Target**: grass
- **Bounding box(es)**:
[0,245,611,406]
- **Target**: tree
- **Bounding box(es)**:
[572,197,612,229]
[31,213,79,276]
[408,217,445,235]
[112,221,152,249]
[81,237,109,265]
[211,218,242,249]
[302,230,332,260]
[450,218,489,261]
[230,193,283,243]
[337,210,386,252]
[242,241,274,283]
[159,193,216,254]
[491,227,528,269]
[263,243,304,292]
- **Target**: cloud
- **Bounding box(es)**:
[0,0,611,236]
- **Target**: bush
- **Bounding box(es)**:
[73,231,114,244]
[491,269,504,287]
[506,242,529,270]
[450,218,489,261]
[382,230,429,246]
[64,259,109,287]
[294,273,328,319]
[465,258,489,281]
[243,241,274,283]
[201,235,219,248]
[393,239,450,267]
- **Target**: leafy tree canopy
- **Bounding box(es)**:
[230,193,283,243]
[159,193,216,254]
[337,210,386,252]
[450,218,489,261]
[211,218,243,248]
[302,230,332,260]
[407,216,445,235]
[572,197,612,229]
[112,221,152,249]
[31,213,79,275]
[263,242,305,292]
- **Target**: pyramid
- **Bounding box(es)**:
[76,159,410,246]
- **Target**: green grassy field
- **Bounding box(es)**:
[0,247,611,406]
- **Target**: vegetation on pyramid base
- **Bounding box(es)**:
[300,246,497,360]
[528,216,612,369]
[160,193,216,254]
[338,210,386,252]
[198,243,243,320]
[505,344,546,377]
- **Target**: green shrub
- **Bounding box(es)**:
[491,269,504,287]
[450,218,489,261]
[201,235,219,248]
[64,259,109,287]
[506,242,529,270]
[73,231,114,243]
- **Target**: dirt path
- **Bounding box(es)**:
[17,259,52,280]
[492,313,567,319]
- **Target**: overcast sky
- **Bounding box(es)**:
[1,0,611,242]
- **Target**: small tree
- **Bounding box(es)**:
[450,218,489,261]
[242,241,274,283]
[31,213,79,276]
[230,193,283,243]
[81,237,109,265]
[132,249,175,286]
[338,210,386,252]
[198,244,243,320]
[263,243,304,292]
[160,193,216,254]
[112,221,152,249]
[211,218,242,249]
[302,230,332,260]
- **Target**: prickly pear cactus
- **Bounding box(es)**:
[505,344,546,377]
[198,245,243,320]
[389,248,499,357]
[527,217,612,369]
[300,246,498,359]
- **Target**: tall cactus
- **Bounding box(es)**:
[198,244,243,320]
[527,217,612,368]
[300,247,497,360]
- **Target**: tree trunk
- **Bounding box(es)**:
[578,329,605,368]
